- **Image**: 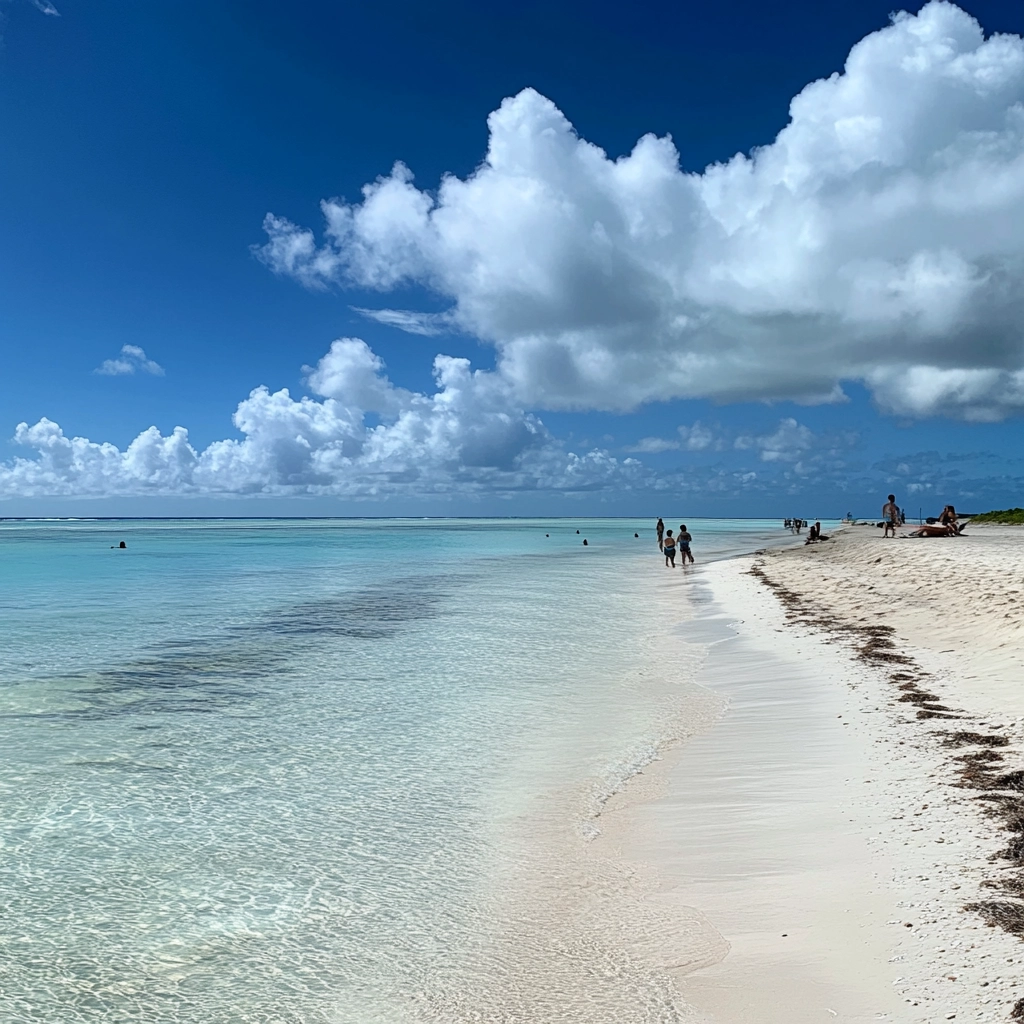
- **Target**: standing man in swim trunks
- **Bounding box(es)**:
[678,525,694,563]
[656,518,665,551]
[882,494,898,538]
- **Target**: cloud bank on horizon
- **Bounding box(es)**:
[5,0,1024,502]
[262,1,1024,422]
[2,340,650,498]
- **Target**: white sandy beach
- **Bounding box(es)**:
[600,524,1024,1023]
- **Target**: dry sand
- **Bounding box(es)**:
[775,523,1024,719]
[602,523,1024,1023]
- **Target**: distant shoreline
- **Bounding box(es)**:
[0,515,846,522]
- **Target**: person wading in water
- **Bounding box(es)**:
[656,518,665,551]
[677,525,694,564]
[663,529,677,567]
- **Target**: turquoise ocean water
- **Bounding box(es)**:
[1,518,794,1023]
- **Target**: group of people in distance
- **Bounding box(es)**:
[804,521,829,544]
[655,518,694,567]
[882,494,965,538]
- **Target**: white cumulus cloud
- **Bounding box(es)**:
[735,418,816,462]
[257,1,1024,422]
[2,339,645,499]
[95,345,165,377]
[626,420,723,453]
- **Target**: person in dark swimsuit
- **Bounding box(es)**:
[678,525,694,563]
[656,518,665,551]
[805,522,829,544]
[662,529,676,567]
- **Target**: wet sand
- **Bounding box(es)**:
[601,525,1024,1022]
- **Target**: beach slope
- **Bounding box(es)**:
[612,525,1024,1022]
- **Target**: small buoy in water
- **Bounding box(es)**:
[634,533,639,538]
[545,533,549,537]
[582,539,588,546]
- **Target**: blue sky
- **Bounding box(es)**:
[2,0,1024,517]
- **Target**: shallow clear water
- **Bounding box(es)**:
[0,518,792,1023]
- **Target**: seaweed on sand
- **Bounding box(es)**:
[747,552,1024,957]
[963,900,1024,936]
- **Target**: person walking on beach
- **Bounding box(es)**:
[656,517,665,551]
[663,529,676,567]
[678,525,694,563]
[882,494,899,538]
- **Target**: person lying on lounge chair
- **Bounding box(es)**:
[907,522,959,537]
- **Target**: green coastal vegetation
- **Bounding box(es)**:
[968,508,1024,524]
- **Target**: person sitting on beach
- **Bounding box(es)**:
[882,494,898,537]
[663,529,676,567]
[805,521,829,544]
[938,505,962,535]
[678,525,694,563]
[656,517,665,551]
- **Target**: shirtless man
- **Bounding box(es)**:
[882,494,898,538]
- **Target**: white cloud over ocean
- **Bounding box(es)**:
[258,1,1024,422]
[2,340,647,499]
[3,342,1019,505]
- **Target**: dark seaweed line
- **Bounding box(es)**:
[748,559,1024,1021]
